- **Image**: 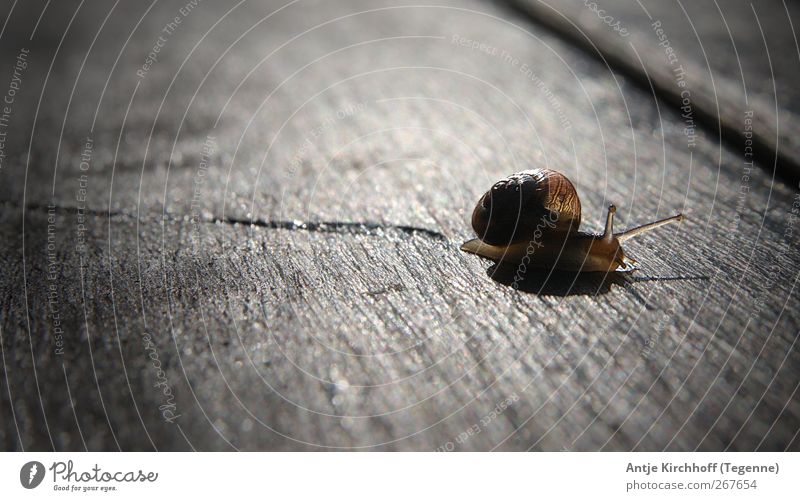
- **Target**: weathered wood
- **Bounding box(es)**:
[1,0,799,451]
[507,0,800,182]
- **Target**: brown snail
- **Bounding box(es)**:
[460,169,683,272]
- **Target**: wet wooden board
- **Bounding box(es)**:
[1,0,799,451]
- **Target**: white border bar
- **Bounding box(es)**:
[1,452,797,500]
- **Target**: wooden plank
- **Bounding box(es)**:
[507,0,800,182]
[1,0,799,451]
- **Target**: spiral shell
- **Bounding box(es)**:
[471,169,582,246]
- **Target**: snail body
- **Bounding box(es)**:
[461,169,683,272]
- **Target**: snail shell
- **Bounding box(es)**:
[471,169,581,246]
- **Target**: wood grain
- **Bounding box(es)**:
[1,0,799,451]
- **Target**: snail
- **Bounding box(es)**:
[460,169,684,272]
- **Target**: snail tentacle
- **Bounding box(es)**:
[602,204,616,243]
[615,214,684,243]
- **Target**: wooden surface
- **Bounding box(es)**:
[508,0,800,182]
[1,0,799,451]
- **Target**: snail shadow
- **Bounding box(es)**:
[486,262,710,297]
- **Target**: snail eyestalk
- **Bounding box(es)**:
[615,213,684,243]
[602,204,616,242]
